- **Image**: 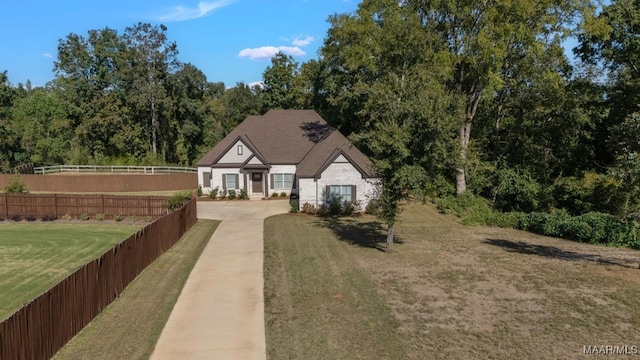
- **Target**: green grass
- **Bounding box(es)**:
[264,203,640,359]
[0,223,140,321]
[53,220,218,360]
[264,215,409,360]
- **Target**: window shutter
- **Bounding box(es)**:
[222,174,226,189]
[203,172,211,187]
[351,185,356,203]
[270,174,274,189]
[326,185,330,201]
[235,174,239,189]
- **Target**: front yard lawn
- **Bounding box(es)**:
[264,203,640,359]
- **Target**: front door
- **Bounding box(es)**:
[251,173,263,194]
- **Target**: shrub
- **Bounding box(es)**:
[239,188,248,200]
[127,215,137,222]
[302,202,316,215]
[228,189,237,200]
[0,216,4,221]
[290,200,299,214]
[486,212,526,228]
[280,192,287,197]
[328,198,343,216]
[41,214,57,221]
[197,185,203,197]
[80,213,90,221]
[364,199,380,215]
[25,215,36,222]
[342,202,355,216]
[10,214,21,221]
[95,213,105,221]
[114,214,122,222]
[210,187,219,199]
[166,191,192,211]
[220,189,227,199]
[62,214,72,221]
[436,193,493,226]
[272,192,279,198]
[317,204,329,216]
[4,174,28,193]
[144,216,153,222]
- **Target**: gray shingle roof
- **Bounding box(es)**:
[196,109,375,178]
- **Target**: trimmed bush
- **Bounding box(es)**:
[80,213,90,221]
[301,202,316,215]
[95,213,105,221]
[272,192,279,198]
[228,189,237,200]
[239,189,248,200]
[210,187,219,199]
[197,185,203,197]
[290,200,299,213]
[114,214,122,222]
[166,191,192,211]
[25,215,36,222]
[317,204,329,216]
[4,174,29,193]
[280,192,287,197]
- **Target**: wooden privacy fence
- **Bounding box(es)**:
[0,173,197,193]
[0,198,197,360]
[0,194,169,219]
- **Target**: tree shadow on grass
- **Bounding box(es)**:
[313,217,403,252]
[484,238,639,269]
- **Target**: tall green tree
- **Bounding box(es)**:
[320,0,461,248]
[261,52,303,110]
[12,88,71,165]
[406,0,586,194]
[121,23,180,158]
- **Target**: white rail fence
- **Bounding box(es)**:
[33,165,197,175]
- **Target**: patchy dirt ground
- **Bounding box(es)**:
[349,203,640,359]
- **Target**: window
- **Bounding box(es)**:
[223,174,238,189]
[272,174,294,189]
[329,185,354,202]
[237,145,243,155]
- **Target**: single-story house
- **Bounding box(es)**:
[196,109,379,210]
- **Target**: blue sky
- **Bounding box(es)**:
[0,0,361,87]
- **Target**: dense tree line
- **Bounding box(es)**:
[1,0,640,230]
[0,23,264,168]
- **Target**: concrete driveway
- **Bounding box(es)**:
[151,200,289,360]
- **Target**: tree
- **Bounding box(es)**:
[11,88,71,165]
[406,0,585,194]
[121,23,180,158]
[261,52,303,110]
[320,0,461,249]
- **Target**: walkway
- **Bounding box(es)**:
[151,200,289,360]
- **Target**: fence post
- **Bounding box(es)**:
[54,194,58,218]
[4,193,7,218]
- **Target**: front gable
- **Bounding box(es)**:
[217,139,253,164]
[314,150,369,180]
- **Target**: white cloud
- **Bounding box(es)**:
[292,35,314,47]
[238,46,306,60]
[42,53,53,59]
[158,0,234,22]
[248,81,264,89]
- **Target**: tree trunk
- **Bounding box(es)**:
[386,223,394,251]
[151,96,158,154]
[456,90,481,195]
[456,119,472,194]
